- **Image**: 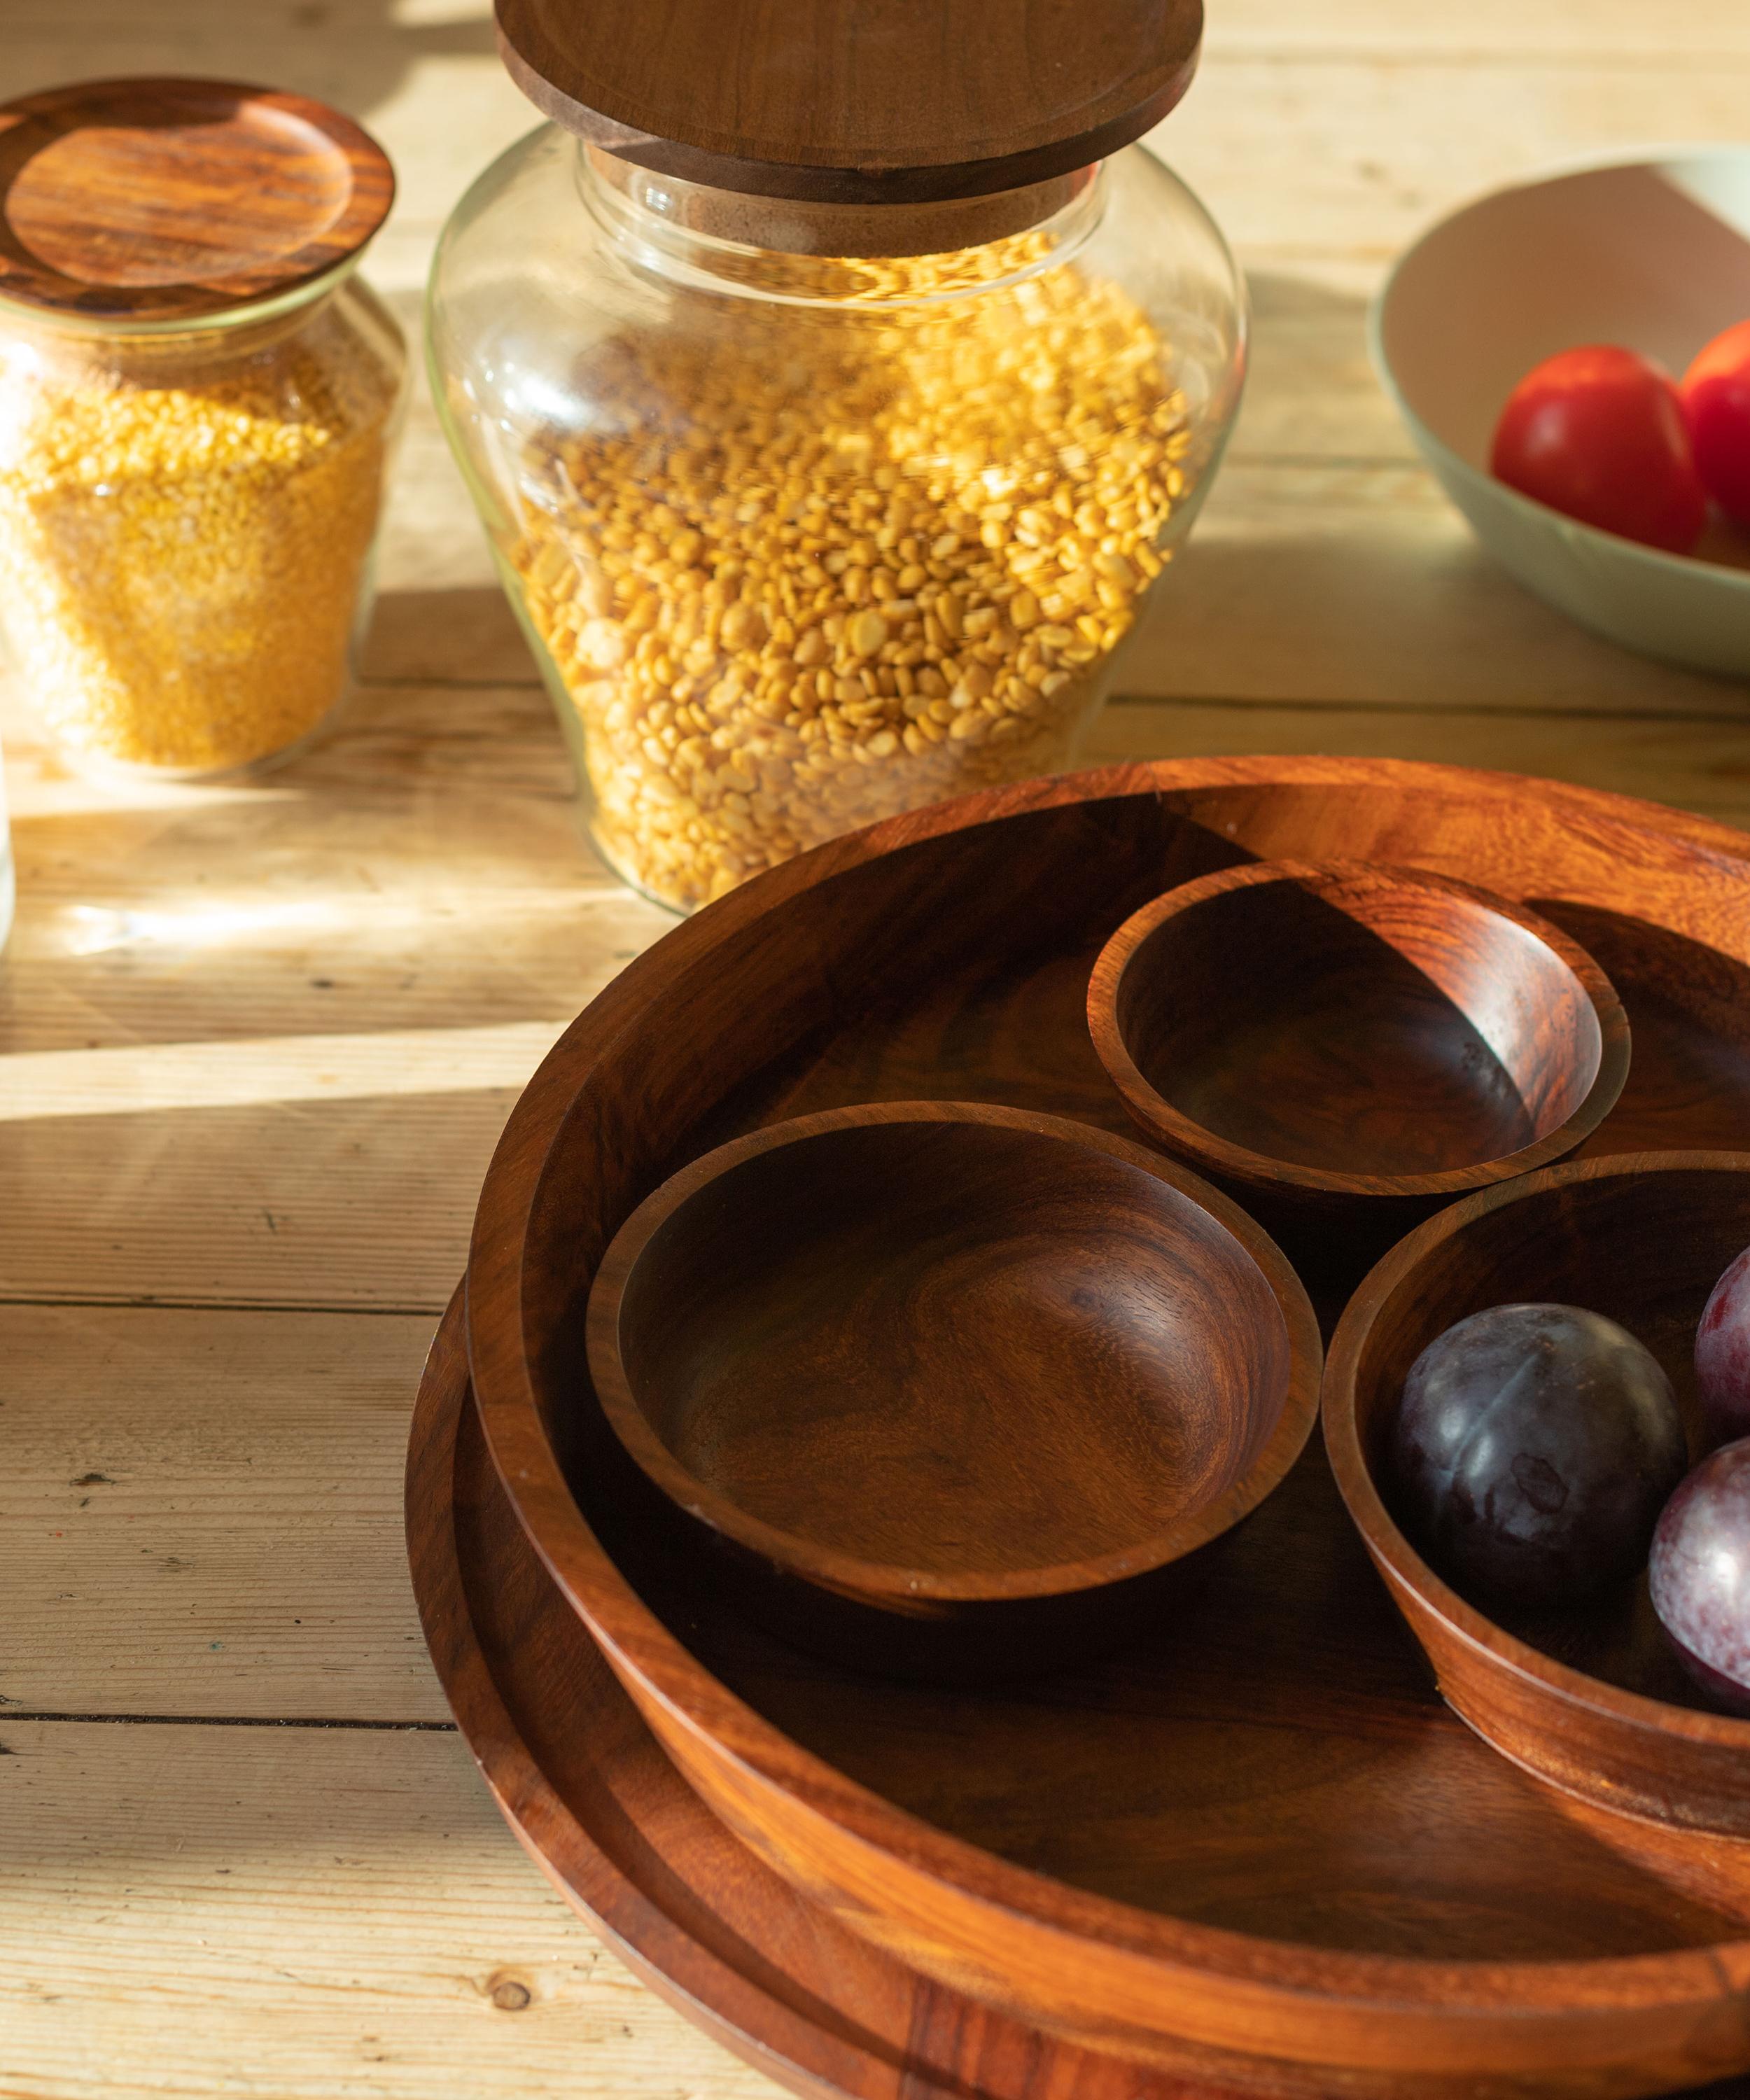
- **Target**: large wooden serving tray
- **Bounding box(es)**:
[463,760,1750,2097]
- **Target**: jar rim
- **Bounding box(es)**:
[0,253,365,342]
[576,146,1112,308]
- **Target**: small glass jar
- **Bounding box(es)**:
[0,78,407,780]
[429,136,1245,911]
[0,282,406,777]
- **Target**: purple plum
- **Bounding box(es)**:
[1392,1303,1687,1605]
[1650,1439,1750,1714]
[1696,1244,1750,1449]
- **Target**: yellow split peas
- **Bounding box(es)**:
[0,318,396,773]
[514,243,1190,910]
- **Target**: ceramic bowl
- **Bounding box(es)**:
[586,1100,1321,1679]
[1324,1151,1750,1835]
[1372,148,1750,678]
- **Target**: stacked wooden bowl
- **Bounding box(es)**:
[410,757,1750,2100]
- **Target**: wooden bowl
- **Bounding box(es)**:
[586,1100,1322,1679]
[1325,1150,1750,1836]
[468,760,1750,2092]
[1088,858,1630,1240]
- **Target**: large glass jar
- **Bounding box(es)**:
[0,78,407,780]
[429,135,1244,912]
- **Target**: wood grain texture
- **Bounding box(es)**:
[0,77,393,317]
[465,759,1750,2092]
[0,1715,788,2100]
[1,1303,447,1720]
[586,1101,1319,1679]
[495,0,1202,205]
[1088,859,1629,1226]
[1325,1152,1750,1836]
[1088,698,1750,827]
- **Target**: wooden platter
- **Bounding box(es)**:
[463,759,1750,2096]
[407,1292,1268,2100]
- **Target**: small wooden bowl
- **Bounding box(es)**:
[1088,859,1630,1235]
[1325,1151,1750,1835]
[586,1101,1322,1679]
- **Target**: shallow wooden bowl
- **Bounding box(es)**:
[1088,858,1630,1240]
[586,1100,1321,1679]
[1326,1150,1750,1835]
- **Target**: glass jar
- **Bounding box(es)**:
[428,135,1245,911]
[0,279,406,777]
[0,78,407,780]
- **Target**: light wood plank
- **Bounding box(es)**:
[1152,60,1750,261]
[10,0,1750,62]
[0,679,666,1057]
[1123,466,1750,716]
[0,1719,785,2100]
[0,1090,493,1312]
[1208,0,1750,58]
[4,1307,444,1721]
[1091,696,1750,829]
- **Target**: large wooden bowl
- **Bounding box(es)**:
[1324,1151,1750,1836]
[467,759,1750,2096]
[1088,858,1630,1234]
[586,1100,1320,1679]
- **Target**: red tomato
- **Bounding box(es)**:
[1681,318,1750,528]
[1490,345,1707,555]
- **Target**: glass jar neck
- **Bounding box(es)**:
[0,260,358,364]
[577,145,1109,306]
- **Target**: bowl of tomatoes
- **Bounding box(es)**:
[1372,148,1750,679]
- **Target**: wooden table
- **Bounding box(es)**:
[4,4,1747,2092]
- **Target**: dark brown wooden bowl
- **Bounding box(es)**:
[1088,858,1630,1238]
[467,758,1750,2092]
[586,1100,1322,1679]
[1325,1151,1750,1836]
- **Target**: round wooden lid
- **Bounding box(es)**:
[0,77,396,321]
[496,0,1203,206]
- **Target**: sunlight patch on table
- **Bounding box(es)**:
[0,1021,573,1119]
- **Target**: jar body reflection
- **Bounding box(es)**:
[0,276,407,778]
[429,135,1245,911]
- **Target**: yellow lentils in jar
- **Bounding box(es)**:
[0,78,405,778]
[0,290,403,776]
[511,237,1191,910]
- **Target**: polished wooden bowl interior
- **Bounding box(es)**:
[587,1101,1320,1672]
[1089,858,1630,1210]
[1326,1151,1750,1834]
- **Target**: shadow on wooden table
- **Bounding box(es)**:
[363,589,535,690]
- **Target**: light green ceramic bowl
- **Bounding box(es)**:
[1372,149,1750,680]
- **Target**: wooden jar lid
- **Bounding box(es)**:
[0,77,396,321]
[497,0,1203,206]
